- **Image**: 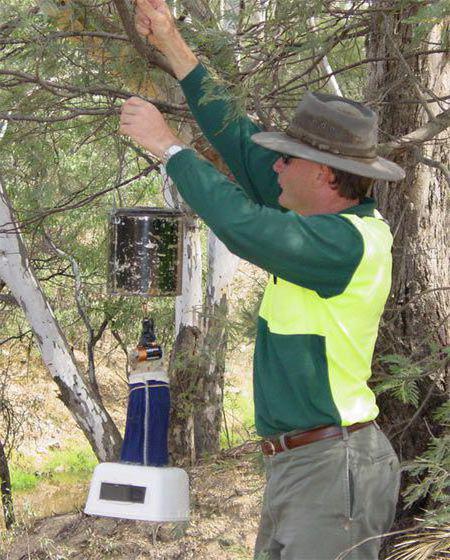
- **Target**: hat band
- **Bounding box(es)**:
[286,129,378,161]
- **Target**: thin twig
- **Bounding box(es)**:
[44,233,102,397]
[19,164,159,228]
[334,525,422,560]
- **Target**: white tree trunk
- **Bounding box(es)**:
[206,231,239,312]
[0,178,122,461]
[161,165,203,334]
[175,215,203,332]
[193,231,239,454]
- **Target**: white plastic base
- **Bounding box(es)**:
[84,462,189,522]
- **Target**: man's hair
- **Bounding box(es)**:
[329,167,374,201]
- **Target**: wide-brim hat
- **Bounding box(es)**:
[251,91,405,181]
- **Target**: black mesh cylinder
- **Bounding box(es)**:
[108,207,183,296]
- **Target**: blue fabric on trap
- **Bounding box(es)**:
[120,380,170,466]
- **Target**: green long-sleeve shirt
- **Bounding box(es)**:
[166,64,392,435]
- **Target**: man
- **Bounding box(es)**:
[120,1,404,558]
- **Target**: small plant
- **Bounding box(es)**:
[221,383,255,449]
[42,447,97,476]
[375,347,449,559]
[402,402,450,525]
[10,467,39,492]
[375,353,423,406]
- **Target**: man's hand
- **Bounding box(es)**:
[135,0,176,52]
[134,0,198,80]
[120,97,180,159]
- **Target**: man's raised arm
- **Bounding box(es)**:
[134,0,281,208]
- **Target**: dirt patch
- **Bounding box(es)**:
[2,450,265,560]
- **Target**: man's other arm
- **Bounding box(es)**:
[167,150,363,298]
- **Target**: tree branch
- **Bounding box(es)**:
[0,108,117,124]
[111,329,130,376]
[416,150,450,186]
[42,30,130,43]
[266,50,450,98]
[379,108,450,156]
[0,69,187,115]
[0,30,130,46]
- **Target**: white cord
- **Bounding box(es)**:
[143,380,150,466]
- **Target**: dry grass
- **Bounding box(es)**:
[1,452,264,560]
[387,524,450,560]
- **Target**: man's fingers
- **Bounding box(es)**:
[120,113,140,122]
[135,8,153,38]
[136,23,149,37]
[136,0,158,17]
[119,121,130,134]
[122,98,156,117]
[146,0,167,13]
[135,13,150,26]
[124,96,145,106]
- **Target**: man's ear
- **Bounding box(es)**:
[321,165,338,189]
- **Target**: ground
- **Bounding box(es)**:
[2,446,265,560]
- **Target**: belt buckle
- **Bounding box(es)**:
[262,439,277,456]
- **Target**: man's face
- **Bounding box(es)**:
[273,155,327,214]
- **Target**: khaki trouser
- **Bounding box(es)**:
[254,424,400,560]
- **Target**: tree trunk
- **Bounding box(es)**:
[367,9,449,356]
[167,212,203,463]
[189,0,242,458]
[0,439,14,529]
[0,179,122,462]
[161,167,204,463]
[366,0,449,463]
[194,232,239,456]
[162,167,239,459]
[174,215,203,335]
[168,325,204,465]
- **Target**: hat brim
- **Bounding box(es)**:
[251,132,405,181]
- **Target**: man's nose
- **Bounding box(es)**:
[273,157,284,173]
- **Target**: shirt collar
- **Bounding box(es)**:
[338,197,376,218]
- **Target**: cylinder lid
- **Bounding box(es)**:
[112,207,184,218]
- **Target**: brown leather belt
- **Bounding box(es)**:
[260,421,376,456]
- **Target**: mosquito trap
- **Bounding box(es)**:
[107,207,183,297]
[85,318,189,522]
[85,207,188,522]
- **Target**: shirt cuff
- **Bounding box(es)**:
[179,63,207,92]
[166,148,198,172]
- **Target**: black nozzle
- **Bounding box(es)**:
[138,318,156,347]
